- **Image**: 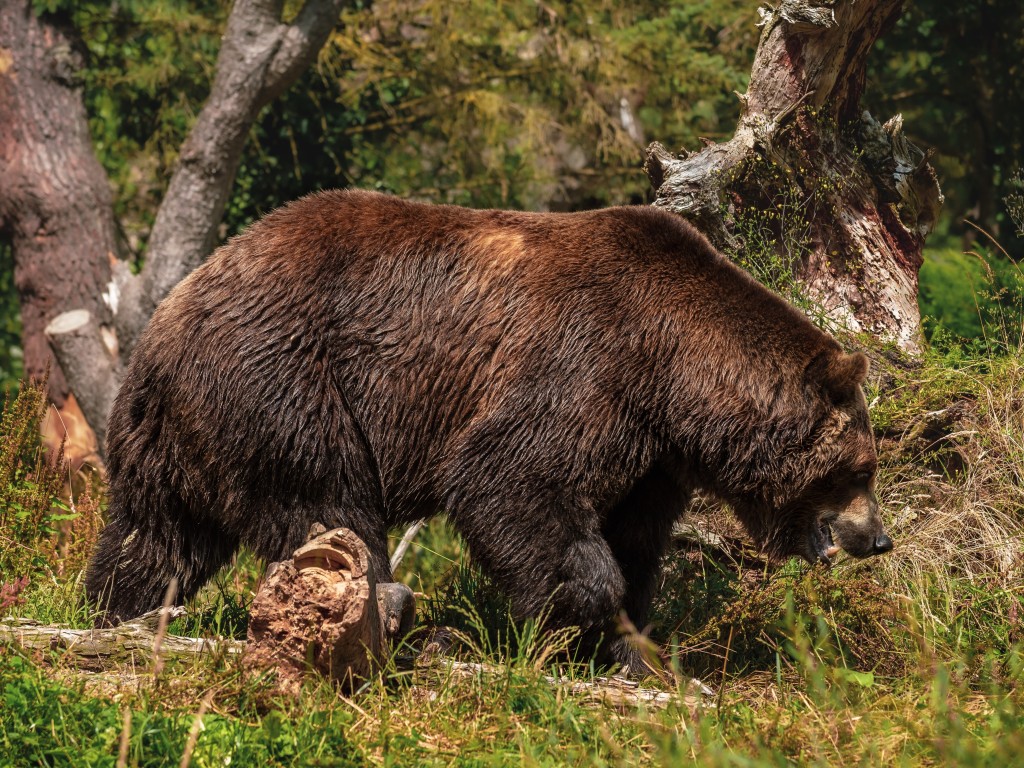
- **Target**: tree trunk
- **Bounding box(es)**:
[0,1,120,406]
[0,0,352,451]
[644,0,942,352]
[115,0,352,357]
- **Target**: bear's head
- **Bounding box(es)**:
[731,348,892,565]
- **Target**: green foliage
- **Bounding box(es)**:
[1006,171,1024,238]
[0,243,23,394]
[53,0,757,252]
[869,0,1024,255]
[918,244,1024,351]
[168,563,257,640]
[726,153,815,307]
[329,0,756,210]
[3,6,1024,763]
[422,562,520,659]
[719,133,857,321]
[53,0,229,252]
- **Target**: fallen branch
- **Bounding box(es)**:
[428,659,714,711]
[1,614,712,709]
[0,609,243,670]
[390,519,426,571]
[3,534,711,709]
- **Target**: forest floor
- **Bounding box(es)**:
[1,335,1022,767]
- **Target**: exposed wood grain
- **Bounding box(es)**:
[645,0,941,352]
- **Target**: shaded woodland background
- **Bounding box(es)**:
[1,0,1022,394]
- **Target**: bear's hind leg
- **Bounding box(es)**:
[86,505,238,625]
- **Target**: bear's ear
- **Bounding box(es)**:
[806,349,869,400]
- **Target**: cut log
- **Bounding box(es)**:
[44,309,122,451]
[242,527,414,693]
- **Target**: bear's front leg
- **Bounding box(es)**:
[456,503,634,672]
[602,461,692,674]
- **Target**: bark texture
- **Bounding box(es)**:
[115,0,352,354]
[0,0,350,448]
[243,527,414,694]
[645,0,942,352]
[0,1,119,406]
[0,608,238,672]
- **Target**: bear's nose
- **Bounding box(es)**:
[872,532,893,554]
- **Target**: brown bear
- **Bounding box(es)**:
[85,190,891,669]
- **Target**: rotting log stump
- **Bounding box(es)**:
[242,527,415,694]
[644,0,942,353]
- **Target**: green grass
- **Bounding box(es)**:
[2,604,1022,766]
[918,244,1024,350]
[3,324,1024,765]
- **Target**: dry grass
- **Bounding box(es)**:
[2,340,1024,765]
[870,354,1024,655]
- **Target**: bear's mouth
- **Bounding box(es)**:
[810,519,841,564]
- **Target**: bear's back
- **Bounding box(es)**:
[110,190,831,526]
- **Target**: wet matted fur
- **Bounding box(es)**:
[85,190,889,669]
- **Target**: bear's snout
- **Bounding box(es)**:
[872,531,894,555]
[830,493,892,560]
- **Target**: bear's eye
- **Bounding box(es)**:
[852,470,872,485]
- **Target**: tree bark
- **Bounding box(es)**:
[0,1,120,406]
[115,0,352,355]
[0,0,351,449]
[644,0,942,352]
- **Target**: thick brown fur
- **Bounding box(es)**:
[85,190,886,669]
